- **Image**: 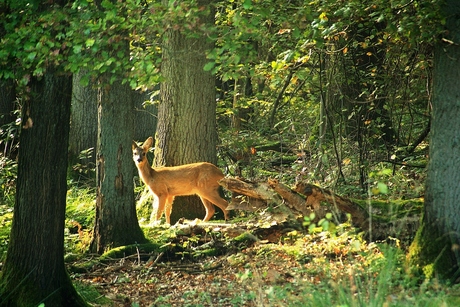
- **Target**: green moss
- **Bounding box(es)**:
[0,268,89,306]
[354,198,423,221]
[407,212,455,281]
[74,282,112,305]
[135,186,153,221]
[232,232,258,248]
[100,242,169,261]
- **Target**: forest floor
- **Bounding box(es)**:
[69,219,459,307]
[1,194,459,306]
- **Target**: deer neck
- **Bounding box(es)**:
[136,160,156,182]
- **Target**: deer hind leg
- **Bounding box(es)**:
[200,189,229,221]
[199,196,216,222]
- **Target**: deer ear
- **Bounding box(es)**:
[143,137,154,149]
[132,141,138,150]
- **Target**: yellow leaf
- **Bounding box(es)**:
[319,12,328,21]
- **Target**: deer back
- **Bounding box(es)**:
[140,162,224,197]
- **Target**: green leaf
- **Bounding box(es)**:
[378,168,392,176]
[243,0,252,10]
[377,182,388,194]
[79,74,90,86]
[27,52,37,61]
[203,61,215,71]
[85,38,96,47]
[73,45,83,54]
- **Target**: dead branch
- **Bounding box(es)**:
[293,182,369,229]
[219,177,280,201]
[220,177,370,230]
[267,179,313,217]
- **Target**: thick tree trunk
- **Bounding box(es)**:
[155,0,218,223]
[70,74,156,168]
[0,73,87,306]
[408,0,460,280]
[70,73,155,175]
[69,70,98,168]
[90,76,147,254]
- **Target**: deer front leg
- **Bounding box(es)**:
[164,196,175,225]
[151,195,167,224]
[150,196,160,223]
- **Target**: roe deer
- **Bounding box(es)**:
[132,137,229,224]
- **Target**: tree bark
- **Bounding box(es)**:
[90,76,147,254]
[133,89,157,142]
[154,0,218,223]
[0,73,87,306]
[408,0,460,281]
[70,73,156,176]
[69,71,98,166]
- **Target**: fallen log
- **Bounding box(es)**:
[220,177,369,230]
[219,177,296,224]
[293,182,369,229]
[219,177,279,202]
[267,178,313,217]
[219,177,421,244]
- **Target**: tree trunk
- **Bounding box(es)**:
[133,89,157,142]
[69,70,98,174]
[155,0,218,223]
[69,73,155,177]
[408,0,460,281]
[90,76,147,254]
[0,73,87,306]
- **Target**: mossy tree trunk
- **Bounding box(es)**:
[90,75,147,254]
[69,73,155,177]
[408,0,460,281]
[0,73,87,306]
[154,0,218,223]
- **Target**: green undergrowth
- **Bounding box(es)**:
[1,177,455,306]
[61,184,457,306]
[133,221,460,307]
[73,282,112,305]
[0,204,13,260]
[354,198,424,221]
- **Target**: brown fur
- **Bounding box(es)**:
[132,137,228,224]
